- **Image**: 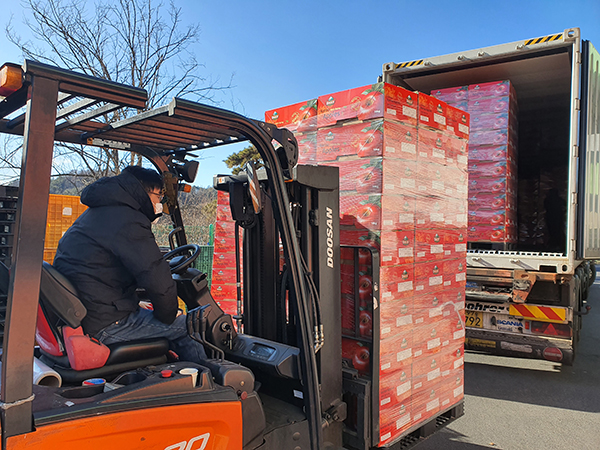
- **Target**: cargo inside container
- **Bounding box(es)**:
[386,44,574,255]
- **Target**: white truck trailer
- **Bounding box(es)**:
[382,27,598,365]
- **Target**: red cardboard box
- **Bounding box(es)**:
[415,162,449,196]
[415,229,447,263]
[469,128,513,147]
[211,268,237,286]
[381,194,416,231]
[316,120,383,162]
[446,198,469,229]
[415,196,449,228]
[431,86,468,104]
[379,400,412,446]
[470,112,510,132]
[469,159,517,178]
[380,335,413,375]
[323,157,383,194]
[317,83,418,128]
[380,299,413,337]
[339,193,382,230]
[214,236,236,253]
[265,98,318,133]
[418,93,448,132]
[417,128,449,163]
[380,230,415,266]
[443,230,468,259]
[216,203,232,221]
[212,251,237,269]
[445,105,470,140]
[381,159,419,197]
[382,121,418,160]
[211,283,238,301]
[443,259,467,289]
[468,96,515,114]
[469,145,516,163]
[414,260,444,295]
[380,264,414,301]
[468,80,514,101]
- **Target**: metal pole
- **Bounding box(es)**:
[1,75,58,441]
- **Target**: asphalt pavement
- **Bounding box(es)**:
[417,273,600,450]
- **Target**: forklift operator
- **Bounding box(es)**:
[53,166,207,363]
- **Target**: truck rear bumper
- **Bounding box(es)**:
[465,328,574,365]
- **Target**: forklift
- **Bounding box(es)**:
[0,60,346,449]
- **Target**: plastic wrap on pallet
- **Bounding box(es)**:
[433,80,519,245]
[211,190,243,310]
[269,84,468,447]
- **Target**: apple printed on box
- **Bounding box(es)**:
[339,194,382,230]
[342,337,372,376]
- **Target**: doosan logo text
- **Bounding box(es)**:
[326,207,334,268]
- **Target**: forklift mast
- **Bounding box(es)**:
[215,164,344,446]
[0,60,339,449]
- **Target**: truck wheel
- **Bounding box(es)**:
[590,262,596,285]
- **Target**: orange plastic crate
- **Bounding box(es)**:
[45,195,87,249]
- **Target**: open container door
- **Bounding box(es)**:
[578,41,600,259]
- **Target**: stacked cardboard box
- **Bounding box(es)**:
[210,190,240,316]
[433,80,518,243]
[266,83,467,446]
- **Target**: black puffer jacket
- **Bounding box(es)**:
[53,170,177,336]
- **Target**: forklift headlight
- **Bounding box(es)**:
[0,64,24,98]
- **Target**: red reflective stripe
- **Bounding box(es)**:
[538,306,562,321]
[512,304,532,318]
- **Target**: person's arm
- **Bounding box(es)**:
[114,217,178,324]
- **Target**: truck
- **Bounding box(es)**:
[0,60,461,449]
[382,27,598,365]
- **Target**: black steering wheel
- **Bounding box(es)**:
[162,244,201,274]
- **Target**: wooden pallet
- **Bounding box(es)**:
[384,401,464,450]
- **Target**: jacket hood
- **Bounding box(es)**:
[81,171,158,221]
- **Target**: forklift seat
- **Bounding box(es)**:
[35,262,169,384]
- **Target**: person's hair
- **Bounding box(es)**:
[122,165,163,193]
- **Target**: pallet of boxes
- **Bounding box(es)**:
[266,83,468,447]
[211,190,242,317]
[432,81,518,248]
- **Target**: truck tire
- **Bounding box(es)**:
[590,262,596,285]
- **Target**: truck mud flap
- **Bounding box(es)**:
[465,329,574,365]
[382,401,464,450]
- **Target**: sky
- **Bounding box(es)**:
[2,0,600,187]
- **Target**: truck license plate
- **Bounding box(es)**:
[465,310,483,328]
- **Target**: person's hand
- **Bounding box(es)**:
[139,300,153,310]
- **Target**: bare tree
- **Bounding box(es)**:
[4,0,232,184]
